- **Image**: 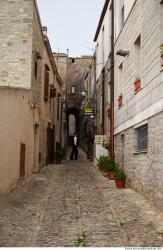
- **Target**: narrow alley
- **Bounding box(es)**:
[0,149,163,247]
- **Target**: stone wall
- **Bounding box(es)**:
[31,0,44,110]
[113,0,163,211]
[114,0,163,134]
[95,58,111,137]
[115,111,163,211]
[0,0,33,89]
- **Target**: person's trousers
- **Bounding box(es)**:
[70,146,78,160]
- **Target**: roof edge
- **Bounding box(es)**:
[94,0,110,42]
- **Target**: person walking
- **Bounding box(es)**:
[70,133,78,160]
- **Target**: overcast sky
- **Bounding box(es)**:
[36,0,105,57]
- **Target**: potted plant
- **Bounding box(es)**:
[115,168,126,188]
[134,79,141,92]
[55,147,66,164]
[97,156,110,173]
[87,147,94,161]
[106,161,118,180]
[102,139,110,150]
[118,94,123,107]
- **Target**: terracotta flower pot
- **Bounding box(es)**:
[87,153,93,161]
[89,154,94,161]
[98,165,108,173]
[134,80,141,92]
[108,171,116,180]
[87,154,90,159]
[115,178,126,188]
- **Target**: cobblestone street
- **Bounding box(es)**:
[0,150,163,247]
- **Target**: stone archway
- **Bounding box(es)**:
[69,114,76,136]
[66,107,80,145]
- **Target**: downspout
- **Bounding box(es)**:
[102,67,105,135]
[94,52,97,134]
[110,0,114,158]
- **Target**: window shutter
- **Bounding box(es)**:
[44,69,49,101]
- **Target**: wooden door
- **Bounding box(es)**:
[20,143,26,177]
[47,125,54,164]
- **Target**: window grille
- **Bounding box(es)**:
[136,124,148,152]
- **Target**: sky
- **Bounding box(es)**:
[36,0,105,57]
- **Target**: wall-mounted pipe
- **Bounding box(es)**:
[110,0,115,158]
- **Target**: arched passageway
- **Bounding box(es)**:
[66,107,80,146]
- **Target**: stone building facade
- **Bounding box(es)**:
[114,0,163,210]
[55,55,92,144]
[0,0,62,196]
[53,53,68,147]
[67,56,92,142]
[93,0,163,211]
[94,0,111,138]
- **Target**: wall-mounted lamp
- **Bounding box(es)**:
[81,89,87,97]
[116,49,129,57]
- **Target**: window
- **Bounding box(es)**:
[71,85,76,94]
[102,26,105,65]
[44,66,50,102]
[34,59,38,79]
[121,5,124,27]
[136,124,148,152]
[57,93,61,120]
[118,63,123,93]
[119,0,124,29]
[109,9,112,53]
[134,35,141,80]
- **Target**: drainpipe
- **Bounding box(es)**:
[93,52,97,134]
[110,0,114,159]
[102,67,105,135]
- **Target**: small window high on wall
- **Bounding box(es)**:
[121,5,124,27]
[160,3,163,69]
[44,65,50,102]
[120,0,124,29]
[118,63,123,93]
[160,2,163,41]
[134,35,141,81]
[71,85,76,94]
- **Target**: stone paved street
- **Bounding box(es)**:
[0,149,163,247]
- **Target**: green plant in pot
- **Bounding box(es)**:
[115,168,126,188]
[97,156,110,172]
[55,148,66,164]
[102,139,110,150]
[106,161,118,180]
